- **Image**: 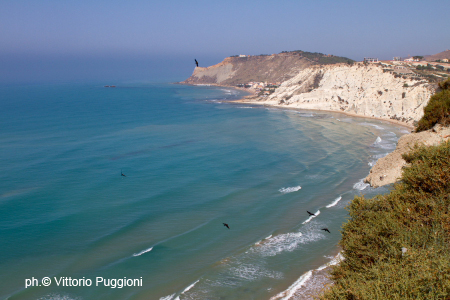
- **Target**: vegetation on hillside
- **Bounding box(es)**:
[230,51,354,65]
[415,78,450,132]
[320,140,450,300]
[282,50,354,65]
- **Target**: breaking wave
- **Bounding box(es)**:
[133,246,153,257]
[270,271,312,300]
[279,186,302,193]
[353,179,369,191]
[159,294,175,300]
[325,196,342,208]
[302,210,320,224]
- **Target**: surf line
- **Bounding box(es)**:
[174,280,200,300]
[270,271,313,300]
[302,210,320,224]
[133,247,153,257]
[160,279,201,300]
[133,219,214,258]
[325,196,342,208]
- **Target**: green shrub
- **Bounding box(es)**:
[439,77,450,90]
[415,89,450,132]
[320,141,450,300]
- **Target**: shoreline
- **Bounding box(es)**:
[232,96,415,130]
[178,81,415,130]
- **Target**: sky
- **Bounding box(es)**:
[1,0,448,83]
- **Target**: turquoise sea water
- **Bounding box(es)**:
[0,82,410,300]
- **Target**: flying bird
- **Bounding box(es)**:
[223,223,230,229]
[321,228,331,233]
[195,59,199,67]
[121,169,126,177]
[307,211,315,216]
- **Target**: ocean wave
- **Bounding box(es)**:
[269,271,312,300]
[174,280,200,300]
[159,293,175,300]
[254,234,272,245]
[361,122,385,130]
[271,252,344,300]
[317,252,344,271]
[325,196,342,208]
[279,186,302,193]
[251,230,322,257]
[229,264,283,281]
[353,179,369,190]
[302,210,320,224]
[133,246,153,257]
[296,113,314,117]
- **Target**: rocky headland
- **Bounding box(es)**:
[183,54,449,189]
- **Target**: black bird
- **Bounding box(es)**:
[223,223,230,229]
[321,228,331,233]
[195,59,199,67]
[121,169,126,177]
[307,211,315,216]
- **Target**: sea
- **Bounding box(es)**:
[0,81,411,300]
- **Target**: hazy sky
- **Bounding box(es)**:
[1,0,448,83]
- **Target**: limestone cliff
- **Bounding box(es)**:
[182,54,314,86]
[244,63,435,125]
[364,124,450,188]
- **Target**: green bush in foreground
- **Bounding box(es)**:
[416,78,450,132]
[320,141,450,300]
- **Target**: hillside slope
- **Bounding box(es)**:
[183,54,313,85]
[424,49,450,61]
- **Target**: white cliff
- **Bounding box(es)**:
[245,63,435,125]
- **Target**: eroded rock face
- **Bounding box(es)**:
[182,55,313,86]
[364,124,450,188]
[262,63,435,125]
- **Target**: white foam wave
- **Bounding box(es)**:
[269,271,312,300]
[254,234,272,245]
[302,210,320,224]
[297,112,314,117]
[270,252,344,300]
[279,186,302,193]
[326,196,342,208]
[174,280,200,300]
[265,234,272,240]
[251,230,322,257]
[229,264,283,281]
[374,136,382,144]
[361,123,385,130]
[133,246,153,257]
[353,179,369,191]
[159,294,175,300]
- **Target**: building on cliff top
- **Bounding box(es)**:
[364,57,379,63]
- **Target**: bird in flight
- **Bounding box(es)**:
[321,228,331,233]
[307,211,315,216]
[121,169,126,177]
[195,59,199,67]
[223,223,230,229]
